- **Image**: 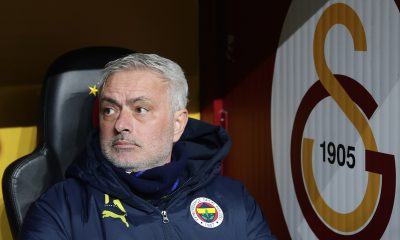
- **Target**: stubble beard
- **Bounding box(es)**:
[100,132,173,172]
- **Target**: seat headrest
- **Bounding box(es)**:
[41,47,133,174]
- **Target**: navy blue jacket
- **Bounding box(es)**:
[21,119,275,239]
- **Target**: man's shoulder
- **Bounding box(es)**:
[36,178,87,204]
[204,175,247,197]
[212,175,245,187]
[22,179,97,238]
[45,177,83,192]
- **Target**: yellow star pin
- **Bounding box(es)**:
[89,85,98,96]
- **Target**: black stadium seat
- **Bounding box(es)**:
[2,47,133,238]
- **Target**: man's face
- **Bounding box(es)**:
[99,69,186,172]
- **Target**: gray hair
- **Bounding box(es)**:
[100,53,188,111]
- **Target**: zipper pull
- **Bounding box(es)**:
[161,210,170,224]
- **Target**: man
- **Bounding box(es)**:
[21,53,276,239]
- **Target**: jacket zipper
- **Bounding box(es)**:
[161,210,172,240]
[159,176,212,239]
[161,210,170,224]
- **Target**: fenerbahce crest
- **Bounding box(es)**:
[271,0,399,239]
[190,197,224,228]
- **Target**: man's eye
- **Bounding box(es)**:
[103,108,115,116]
[136,107,148,114]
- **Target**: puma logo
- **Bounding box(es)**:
[102,194,130,228]
[102,210,129,228]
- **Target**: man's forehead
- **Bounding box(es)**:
[100,70,169,102]
[100,95,152,106]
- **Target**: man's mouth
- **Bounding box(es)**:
[112,140,140,149]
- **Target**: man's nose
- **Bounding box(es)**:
[115,109,133,133]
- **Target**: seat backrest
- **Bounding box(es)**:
[2,47,133,239]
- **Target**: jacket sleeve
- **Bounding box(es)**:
[243,187,277,240]
[19,183,71,240]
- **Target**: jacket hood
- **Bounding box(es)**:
[66,118,231,203]
[179,118,231,184]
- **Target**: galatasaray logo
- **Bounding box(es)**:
[271,1,399,239]
[190,197,224,228]
[290,3,396,239]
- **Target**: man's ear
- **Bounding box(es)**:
[173,109,188,142]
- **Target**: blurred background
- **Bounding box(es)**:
[0,1,200,238]
[0,0,344,238]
